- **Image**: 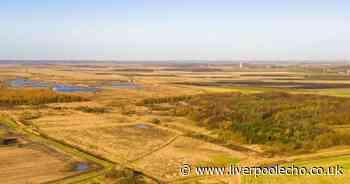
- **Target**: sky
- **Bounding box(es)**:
[0,0,349,61]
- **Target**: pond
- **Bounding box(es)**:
[74,163,90,172]
[7,79,142,92]
[111,82,142,89]
[7,79,98,93]
[52,84,98,93]
[7,79,49,88]
[134,124,151,129]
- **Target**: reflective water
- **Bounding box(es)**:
[7,79,98,93]
[111,82,142,89]
[7,79,141,92]
[52,84,98,93]
[74,163,90,172]
[8,79,49,88]
[135,124,151,129]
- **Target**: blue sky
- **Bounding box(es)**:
[0,0,349,61]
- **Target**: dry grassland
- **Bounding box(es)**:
[34,113,179,163]
[131,136,246,181]
[0,144,80,184]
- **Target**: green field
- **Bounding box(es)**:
[242,156,350,184]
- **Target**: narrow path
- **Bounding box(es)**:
[129,134,181,163]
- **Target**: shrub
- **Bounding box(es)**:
[75,106,110,113]
[149,118,160,125]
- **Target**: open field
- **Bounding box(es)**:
[130,136,245,181]
[1,62,350,183]
[0,119,99,184]
[31,111,247,182]
[0,144,81,184]
[39,121,179,163]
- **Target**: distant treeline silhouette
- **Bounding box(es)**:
[0,88,87,105]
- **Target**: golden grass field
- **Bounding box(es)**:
[1,63,350,183]
[0,144,79,184]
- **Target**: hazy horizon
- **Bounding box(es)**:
[1,0,349,61]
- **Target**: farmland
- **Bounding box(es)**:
[0,117,98,184]
[0,61,350,183]
[0,144,80,184]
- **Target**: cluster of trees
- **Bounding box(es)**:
[151,92,350,153]
[138,95,193,106]
[0,88,87,106]
[75,106,111,113]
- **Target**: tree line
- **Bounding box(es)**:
[0,88,87,106]
[144,92,350,154]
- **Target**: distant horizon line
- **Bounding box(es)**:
[0,59,350,62]
[0,59,349,65]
